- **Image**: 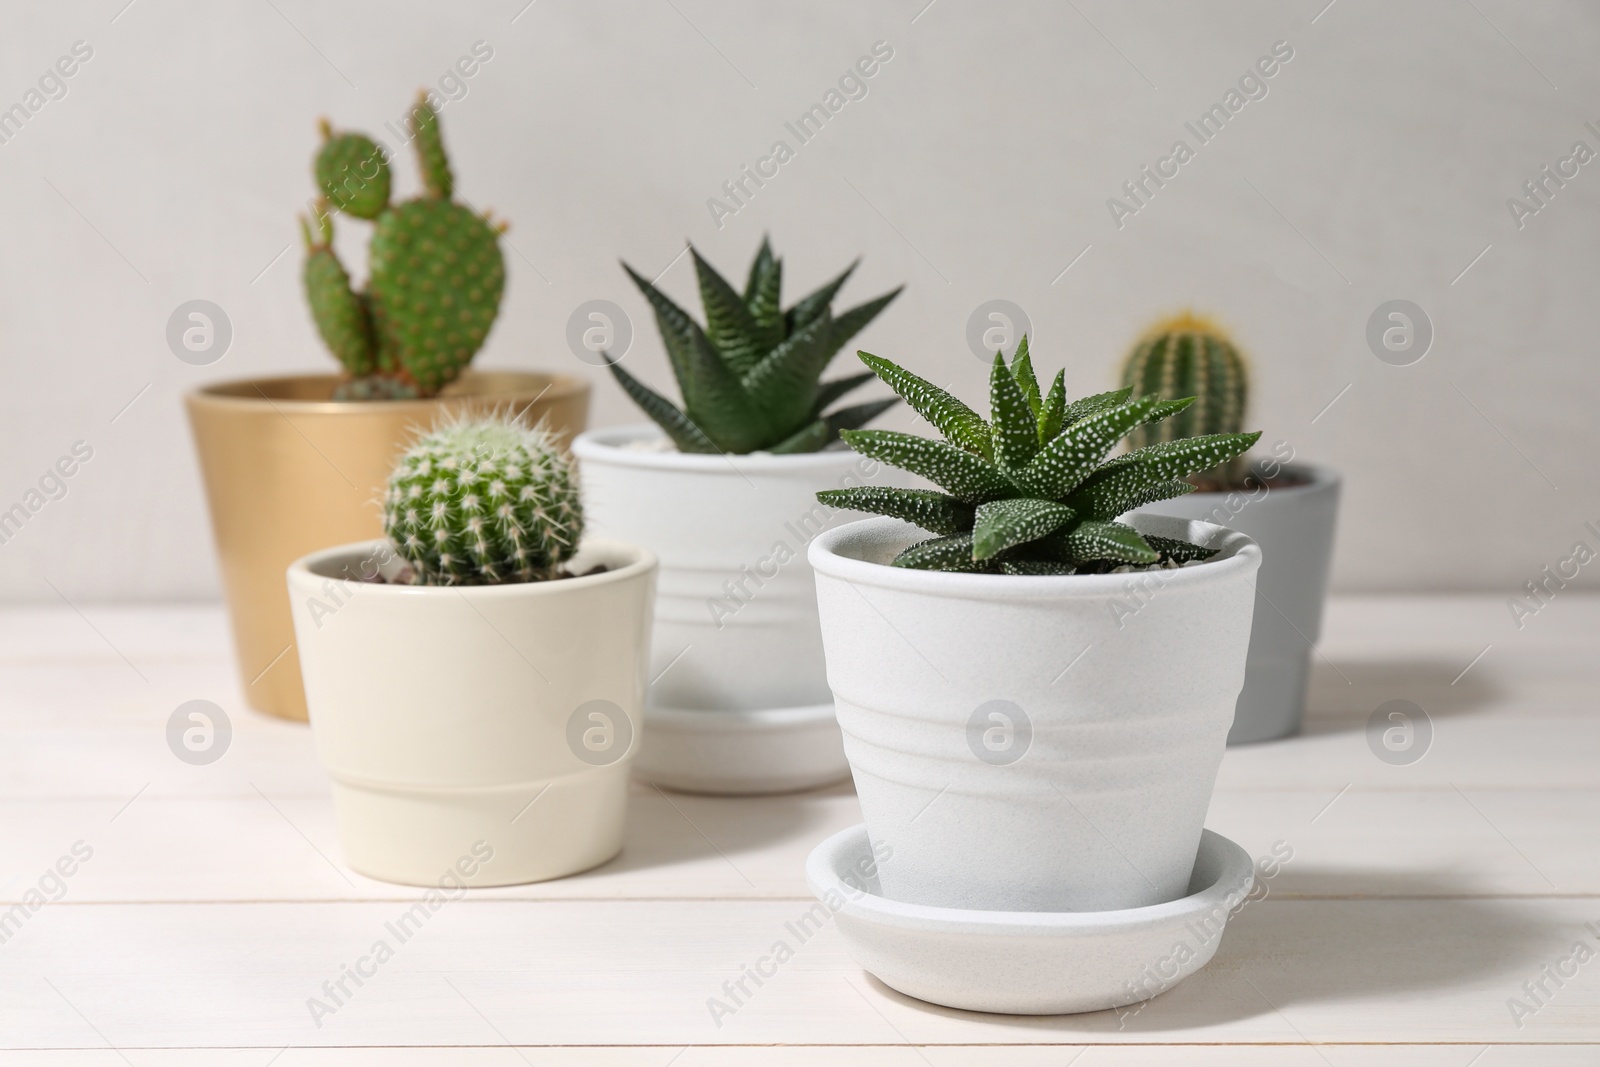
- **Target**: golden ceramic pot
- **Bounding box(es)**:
[185,370,591,722]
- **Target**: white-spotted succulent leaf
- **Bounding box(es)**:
[384,414,581,585]
[817,486,974,536]
[611,238,902,453]
[828,341,1261,573]
[856,352,991,457]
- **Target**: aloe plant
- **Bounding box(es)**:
[608,239,901,453]
[817,339,1260,573]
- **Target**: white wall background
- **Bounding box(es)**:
[0,0,1595,602]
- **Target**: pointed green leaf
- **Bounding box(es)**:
[680,327,765,451]
[1056,519,1159,565]
[1140,395,1197,428]
[817,487,974,537]
[691,248,765,377]
[743,237,783,349]
[971,497,1075,559]
[768,419,831,454]
[1067,465,1195,520]
[811,372,876,416]
[824,397,898,435]
[786,259,857,334]
[623,262,699,397]
[1108,431,1262,483]
[605,361,718,453]
[825,287,901,366]
[739,310,835,432]
[1143,534,1217,563]
[990,353,1040,470]
[1037,370,1066,443]
[1016,396,1162,498]
[858,351,991,457]
[840,429,1017,503]
[1060,387,1133,428]
[891,534,998,573]
[1009,335,1041,417]
[611,263,764,450]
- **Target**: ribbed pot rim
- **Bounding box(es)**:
[574,423,869,474]
[810,515,1260,601]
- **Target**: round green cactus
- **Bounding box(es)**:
[302,93,506,400]
[1120,313,1249,487]
[383,415,583,585]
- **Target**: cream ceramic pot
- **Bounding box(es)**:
[574,425,907,794]
[287,538,655,887]
[810,514,1260,913]
[1135,462,1340,744]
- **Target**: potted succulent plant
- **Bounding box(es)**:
[808,342,1261,913]
[573,239,906,794]
[187,94,588,721]
[287,414,656,886]
[1117,314,1340,743]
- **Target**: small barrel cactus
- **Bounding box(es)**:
[383,415,582,585]
[1119,313,1249,488]
[302,93,507,401]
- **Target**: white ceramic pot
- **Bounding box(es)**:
[287,538,656,887]
[574,424,907,795]
[809,514,1260,913]
[1134,462,1340,744]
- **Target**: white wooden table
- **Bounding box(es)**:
[3,596,1597,1064]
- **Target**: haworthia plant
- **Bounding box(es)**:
[608,239,902,453]
[1120,312,1249,488]
[816,339,1261,574]
[302,94,507,401]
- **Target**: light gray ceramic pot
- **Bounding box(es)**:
[1136,462,1340,744]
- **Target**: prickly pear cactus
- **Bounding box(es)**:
[302,93,506,400]
[1119,312,1249,488]
[383,414,583,585]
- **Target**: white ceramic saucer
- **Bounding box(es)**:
[805,824,1255,1015]
[635,702,850,795]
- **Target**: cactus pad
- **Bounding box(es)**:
[315,130,390,220]
[368,199,505,396]
[384,415,582,585]
[304,239,376,378]
[409,95,453,199]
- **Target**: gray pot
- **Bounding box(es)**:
[1135,463,1340,744]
